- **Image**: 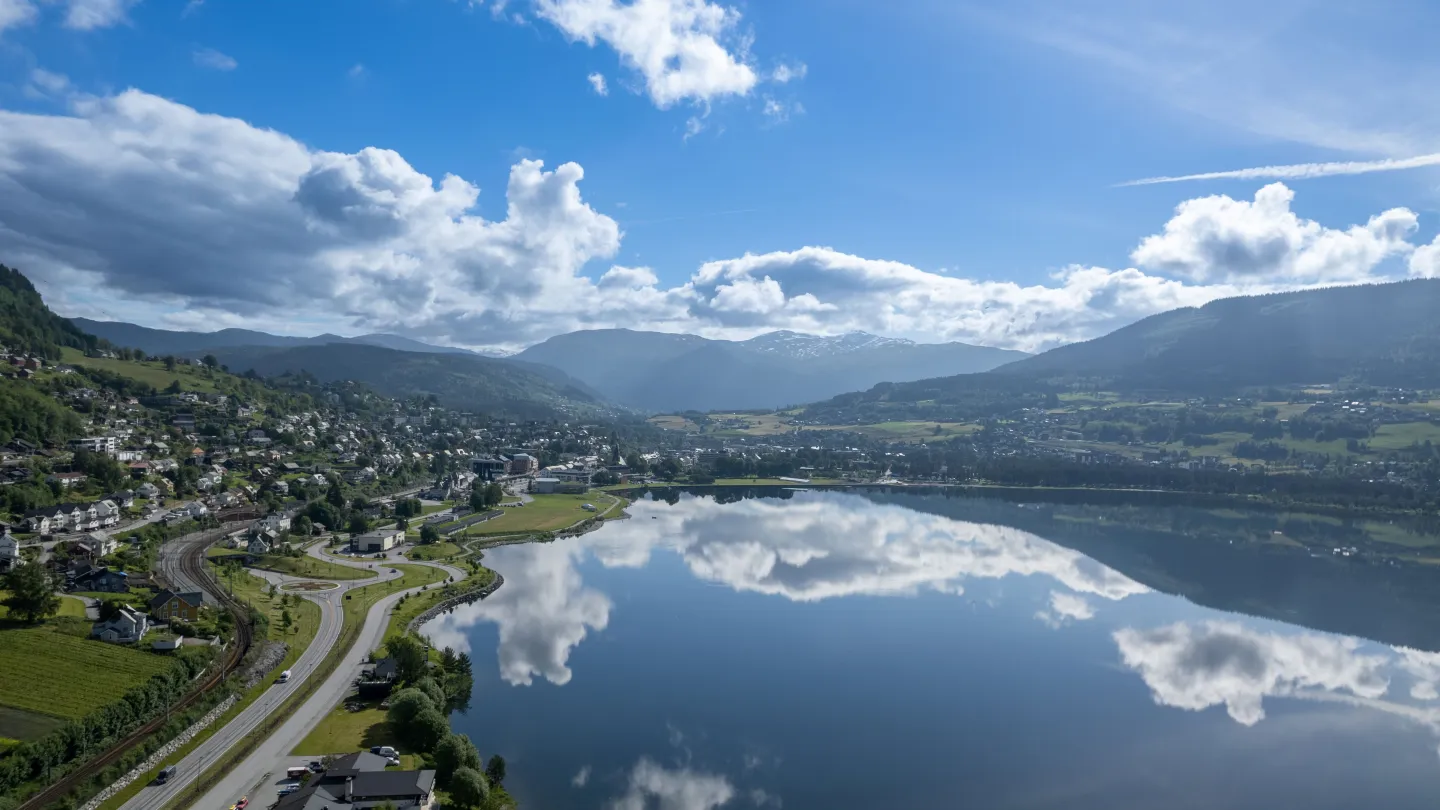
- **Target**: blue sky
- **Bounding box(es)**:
[1,0,1439,352]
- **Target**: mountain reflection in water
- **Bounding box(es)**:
[427,489,1440,810]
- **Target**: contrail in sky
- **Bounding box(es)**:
[1119,153,1440,186]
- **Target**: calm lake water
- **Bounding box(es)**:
[425,489,1440,810]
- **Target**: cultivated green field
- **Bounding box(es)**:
[466,492,621,535]
[59,348,220,393]
[0,624,172,719]
[0,592,88,620]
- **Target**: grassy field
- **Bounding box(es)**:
[405,541,463,561]
[0,592,88,620]
[59,348,220,393]
[293,704,392,756]
[252,554,378,581]
[0,622,172,720]
[648,415,701,432]
[463,492,621,536]
[849,421,980,441]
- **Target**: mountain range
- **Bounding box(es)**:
[514,329,1029,412]
[805,279,1440,423]
[70,318,479,357]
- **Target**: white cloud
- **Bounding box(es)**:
[572,765,592,787]
[0,0,37,33]
[348,63,367,79]
[1036,590,1094,628]
[192,47,237,71]
[608,759,735,810]
[60,0,140,30]
[424,492,1148,685]
[760,96,802,124]
[532,0,758,108]
[24,68,71,98]
[1130,183,1416,284]
[770,62,806,83]
[588,71,609,96]
[0,88,1431,353]
[1114,621,1391,726]
[1122,153,1440,186]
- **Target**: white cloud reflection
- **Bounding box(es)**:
[423,491,1148,686]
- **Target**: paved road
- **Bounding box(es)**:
[119,544,406,810]
[122,539,463,810]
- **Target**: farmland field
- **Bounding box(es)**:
[466,492,621,536]
[59,348,219,393]
[0,624,172,720]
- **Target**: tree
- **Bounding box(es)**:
[411,706,450,752]
[348,514,370,535]
[414,676,446,709]
[280,608,293,634]
[419,524,440,545]
[165,380,183,394]
[657,457,681,481]
[293,515,313,536]
[163,356,177,371]
[2,562,60,623]
[469,489,486,512]
[484,755,506,787]
[448,767,490,809]
[485,483,503,507]
[98,598,125,621]
[386,634,430,683]
[386,688,437,731]
[202,354,218,368]
[434,733,482,788]
[326,481,346,508]
[305,501,340,532]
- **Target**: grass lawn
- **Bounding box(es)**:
[70,588,157,612]
[0,620,172,720]
[293,704,392,756]
[406,541,463,561]
[252,554,377,581]
[59,347,219,394]
[647,414,701,432]
[1370,421,1440,450]
[205,547,249,559]
[461,492,622,536]
[0,592,88,619]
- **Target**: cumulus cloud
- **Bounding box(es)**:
[425,492,1148,685]
[533,0,757,108]
[608,759,735,810]
[588,71,609,96]
[1114,621,1391,726]
[60,0,139,29]
[1130,183,1416,283]
[572,765,592,787]
[0,89,1432,353]
[23,68,71,98]
[193,47,237,71]
[0,0,37,33]
[1036,590,1094,628]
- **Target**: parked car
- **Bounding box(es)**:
[307,761,323,773]
[370,745,399,758]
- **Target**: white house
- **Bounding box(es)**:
[247,535,273,555]
[137,482,161,499]
[259,514,291,534]
[83,532,118,556]
[0,530,18,572]
[92,606,149,643]
[94,500,121,528]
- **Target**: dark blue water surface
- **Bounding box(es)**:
[426,489,1440,810]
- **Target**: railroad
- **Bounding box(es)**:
[17,526,256,810]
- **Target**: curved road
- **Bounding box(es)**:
[120,536,463,810]
[121,536,465,810]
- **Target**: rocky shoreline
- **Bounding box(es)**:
[407,573,505,635]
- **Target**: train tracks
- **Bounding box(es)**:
[17,527,255,810]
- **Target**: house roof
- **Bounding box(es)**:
[149,589,204,611]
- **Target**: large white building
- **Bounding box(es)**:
[354,528,404,553]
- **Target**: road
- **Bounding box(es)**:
[26,501,194,564]
[120,537,463,810]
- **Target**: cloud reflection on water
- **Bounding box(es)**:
[424,491,1149,686]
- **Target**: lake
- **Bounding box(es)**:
[424,488,1440,809]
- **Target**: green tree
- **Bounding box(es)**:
[433,733,482,788]
[385,688,437,731]
[163,356,177,371]
[202,354,218,368]
[414,676,446,709]
[280,608,293,634]
[385,634,430,683]
[419,524,440,545]
[484,755,506,787]
[448,767,490,809]
[326,481,346,508]
[485,483,503,508]
[468,489,486,512]
[2,562,60,623]
[411,706,450,751]
[348,513,370,535]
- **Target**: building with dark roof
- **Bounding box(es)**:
[274,752,435,810]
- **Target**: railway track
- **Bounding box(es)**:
[17,527,255,810]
